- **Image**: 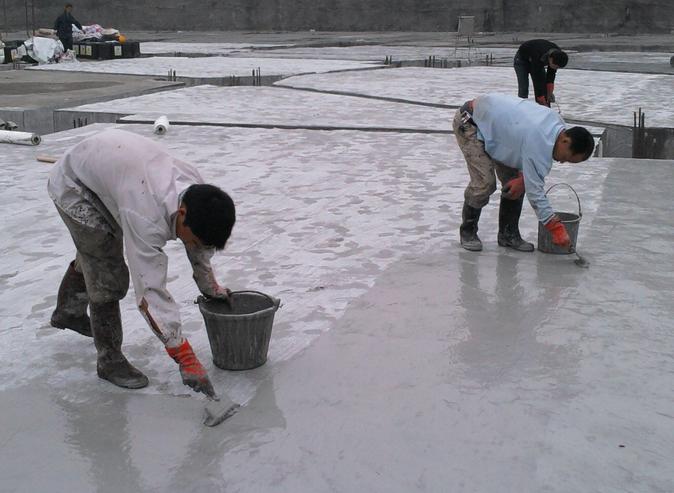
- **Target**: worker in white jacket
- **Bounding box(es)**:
[47,129,236,396]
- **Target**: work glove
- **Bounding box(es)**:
[544,215,571,250]
[166,339,216,398]
[546,83,555,103]
[502,173,525,200]
[536,95,550,107]
[206,285,233,306]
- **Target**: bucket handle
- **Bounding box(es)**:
[231,290,281,311]
[545,183,582,218]
[197,290,281,310]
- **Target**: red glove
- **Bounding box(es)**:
[545,216,571,250]
[166,339,215,398]
[502,173,525,199]
[546,83,555,103]
[536,95,549,107]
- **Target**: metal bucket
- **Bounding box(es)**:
[537,183,582,254]
[197,291,281,370]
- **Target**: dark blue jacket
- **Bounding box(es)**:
[54,11,82,39]
[516,39,560,98]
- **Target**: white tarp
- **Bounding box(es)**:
[24,37,63,64]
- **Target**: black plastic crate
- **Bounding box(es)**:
[121,41,140,58]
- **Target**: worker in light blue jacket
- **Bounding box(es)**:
[452,93,595,252]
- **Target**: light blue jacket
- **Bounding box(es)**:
[472,94,566,224]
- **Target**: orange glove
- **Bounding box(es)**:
[545,216,571,250]
[536,95,549,107]
[546,83,555,103]
[502,173,525,199]
[166,339,215,398]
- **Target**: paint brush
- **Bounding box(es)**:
[203,393,240,427]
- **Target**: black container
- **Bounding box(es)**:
[121,41,140,58]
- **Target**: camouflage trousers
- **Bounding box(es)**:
[54,187,129,304]
[452,108,519,209]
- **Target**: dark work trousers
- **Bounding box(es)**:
[59,36,73,51]
[452,108,519,209]
[54,187,130,304]
[513,55,531,99]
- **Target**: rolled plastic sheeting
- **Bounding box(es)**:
[154,115,170,135]
[0,130,41,146]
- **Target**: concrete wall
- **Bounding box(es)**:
[2,0,673,33]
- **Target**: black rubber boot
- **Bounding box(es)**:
[50,261,92,337]
[90,301,149,389]
[497,196,535,252]
[460,202,483,251]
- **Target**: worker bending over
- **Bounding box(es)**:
[48,129,235,397]
[453,93,594,252]
[514,39,568,107]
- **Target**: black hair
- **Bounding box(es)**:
[182,184,235,250]
[65,3,73,8]
[550,50,568,68]
[566,127,595,160]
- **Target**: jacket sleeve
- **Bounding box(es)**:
[184,244,221,297]
[546,67,557,84]
[72,15,83,30]
[119,209,184,348]
[521,152,555,224]
[530,63,548,98]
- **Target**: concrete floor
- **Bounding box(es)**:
[0,31,673,493]
[0,70,182,134]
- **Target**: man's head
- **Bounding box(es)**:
[65,3,73,12]
[553,127,594,163]
[548,50,568,70]
[176,184,235,250]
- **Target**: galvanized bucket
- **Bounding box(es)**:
[537,183,582,254]
[197,291,281,370]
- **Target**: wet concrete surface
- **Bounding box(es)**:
[0,121,672,492]
[1,30,673,492]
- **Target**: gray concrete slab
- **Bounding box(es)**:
[276,66,674,127]
[56,85,452,133]
[1,122,672,492]
[27,56,382,83]
[0,69,182,134]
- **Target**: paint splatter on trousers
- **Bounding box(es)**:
[452,108,519,209]
[54,187,129,304]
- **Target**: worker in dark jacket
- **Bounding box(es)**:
[54,3,82,51]
[514,39,568,107]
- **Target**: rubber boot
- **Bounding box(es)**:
[90,301,149,389]
[497,196,535,252]
[460,202,483,251]
[50,261,92,337]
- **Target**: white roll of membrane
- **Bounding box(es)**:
[153,115,170,135]
[0,130,41,146]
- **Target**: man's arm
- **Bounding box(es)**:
[71,14,83,31]
[120,210,215,396]
[531,64,548,102]
[185,244,230,301]
[521,156,554,225]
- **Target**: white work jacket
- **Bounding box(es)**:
[48,129,219,347]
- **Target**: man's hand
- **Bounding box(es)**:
[536,95,550,107]
[166,339,216,398]
[206,285,233,307]
[546,83,555,103]
[502,173,525,200]
[544,216,571,250]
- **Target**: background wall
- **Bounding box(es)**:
[2,0,673,33]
